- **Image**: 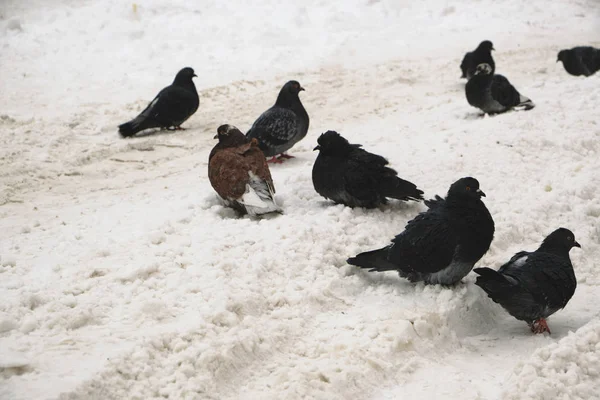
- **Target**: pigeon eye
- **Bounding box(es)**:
[567,236,572,241]
[466,186,471,191]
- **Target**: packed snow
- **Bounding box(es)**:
[1,0,600,399]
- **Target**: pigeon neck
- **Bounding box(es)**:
[446,193,481,208]
[173,78,196,92]
[275,92,299,109]
[537,243,571,258]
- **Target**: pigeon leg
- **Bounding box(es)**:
[278,153,295,159]
[166,126,187,131]
[267,156,284,164]
[530,319,551,334]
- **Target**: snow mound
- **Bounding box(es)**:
[505,320,600,400]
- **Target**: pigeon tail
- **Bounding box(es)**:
[473,267,515,300]
[347,247,397,272]
[118,115,154,137]
[380,175,424,202]
[516,95,535,111]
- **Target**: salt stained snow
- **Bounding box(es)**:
[1,0,600,399]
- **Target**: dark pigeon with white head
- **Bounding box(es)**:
[466,63,535,114]
[474,228,580,334]
[312,130,423,208]
[557,46,600,77]
[347,177,495,285]
[460,40,495,80]
[118,67,199,137]
[246,80,309,163]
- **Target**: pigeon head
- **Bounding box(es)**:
[540,228,581,252]
[477,40,495,52]
[313,130,350,151]
[173,67,197,85]
[284,80,305,94]
[473,63,493,76]
[275,80,305,106]
[448,177,486,200]
[213,124,248,147]
[557,50,568,63]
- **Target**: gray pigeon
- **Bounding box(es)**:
[347,177,495,285]
[246,80,309,163]
[460,40,495,80]
[465,63,534,114]
[119,67,199,137]
[474,228,580,334]
[312,131,423,208]
[557,46,600,77]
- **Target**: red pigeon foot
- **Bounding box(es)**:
[530,319,551,334]
[267,156,284,164]
[278,153,295,159]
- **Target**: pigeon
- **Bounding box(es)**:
[246,80,309,163]
[557,46,600,77]
[208,124,282,216]
[474,228,580,334]
[466,63,535,114]
[347,177,494,285]
[118,67,199,137]
[460,40,495,80]
[312,131,423,208]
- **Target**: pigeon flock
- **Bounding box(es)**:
[116,42,595,334]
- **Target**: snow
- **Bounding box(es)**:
[1,0,600,399]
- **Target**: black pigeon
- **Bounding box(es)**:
[246,80,309,163]
[348,177,494,285]
[460,40,495,80]
[118,67,199,137]
[312,131,423,208]
[474,228,580,334]
[466,63,535,114]
[557,46,600,77]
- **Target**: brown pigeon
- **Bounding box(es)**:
[209,124,282,216]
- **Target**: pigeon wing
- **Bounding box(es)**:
[348,146,389,167]
[503,253,576,310]
[243,143,276,194]
[247,107,299,146]
[342,158,384,205]
[460,52,472,78]
[490,75,521,108]
[388,206,458,273]
[577,48,596,76]
[140,85,197,126]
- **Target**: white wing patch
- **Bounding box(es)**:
[513,255,528,268]
[239,171,282,216]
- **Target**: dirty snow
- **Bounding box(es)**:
[1,1,600,399]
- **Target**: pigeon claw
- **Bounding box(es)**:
[530,319,551,334]
[166,126,186,131]
[267,156,284,164]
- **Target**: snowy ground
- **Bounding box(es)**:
[1,1,600,399]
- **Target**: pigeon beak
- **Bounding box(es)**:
[313,145,320,151]
[574,241,581,248]
[193,73,198,77]
[213,134,218,139]
[476,189,486,197]
[492,47,495,51]
[300,86,305,91]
